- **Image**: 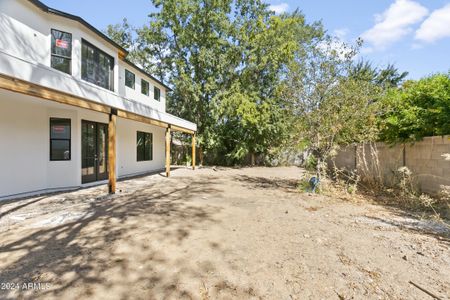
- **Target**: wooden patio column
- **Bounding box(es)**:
[165,126,171,177]
[108,110,117,194]
[192,133,196,170]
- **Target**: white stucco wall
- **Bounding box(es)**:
[0,0,120,90]
[117,118,166,177]
[0,89,165,199]
[0,90,48,196]
[0,0,176,121]
[118,61,166,112]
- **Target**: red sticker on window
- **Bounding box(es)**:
[52,126,66,133]
[55,39,69,49]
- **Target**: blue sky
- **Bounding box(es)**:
[42,0,450,79]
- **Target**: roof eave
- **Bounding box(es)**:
[28,0,129,56]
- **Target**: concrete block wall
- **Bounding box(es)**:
[333,136,450,195]
[332,146,356,171]
[356,143,404,186]
[405,136,450,194]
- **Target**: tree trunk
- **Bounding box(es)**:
[316,157,322,179]
[199,145,204,166]
[251,152,255,166]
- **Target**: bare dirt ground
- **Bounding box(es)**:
[0,166,449,300]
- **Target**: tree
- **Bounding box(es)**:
[349,60,408,89]
[284,38,381,176]
[378,72,450,143]
[107,0,322,165]
[211,9,323,164]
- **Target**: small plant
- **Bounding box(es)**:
[298,173,323,194]
[297,177,311,193]
[305,155,317,171]
[396,166,416,199]
[347,183,358,195]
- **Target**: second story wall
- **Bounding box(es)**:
[118,61,166,112]
[0,0,167,112]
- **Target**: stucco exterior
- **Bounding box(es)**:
[0,0,196,199]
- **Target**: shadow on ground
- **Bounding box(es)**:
[0,177,225,299]
[235,175,299,193]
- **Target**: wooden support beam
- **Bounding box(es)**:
[0,73,111,114]
[0,73,196,137]
[171,124,195,135]
[165,126,171,177]
[108,112,117,194]
[117,110,168,129]
[192,133,196,170]
[118,50,127,61]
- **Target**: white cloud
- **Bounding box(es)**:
[361,0,429,50]
[268,3,289,14]
[333,28,349,40]
[415,3,450,43]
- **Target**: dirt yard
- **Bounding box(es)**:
[0,167,449,299]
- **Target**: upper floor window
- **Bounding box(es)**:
[51,29,72,75]
[81,39,114,91]
[125,70,135,89]
[154,86,161,101]
[141,79,149,96]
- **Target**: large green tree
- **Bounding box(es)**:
[107,0,322,165]
[211,9,322,164]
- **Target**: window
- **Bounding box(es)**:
[154,86,161,101]
[141,79,149,96]
[137,131,152,161]
[125,70,135,89]
[81,39,114,91]
[50,118,71,161]
[51,29,72,74]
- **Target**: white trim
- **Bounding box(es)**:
[0,186,80,202]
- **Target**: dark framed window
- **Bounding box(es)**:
[154,86,161,101]
[137,131,152,161]
[125,70,135,89]
[50,118,71,161]
[141,79,149,96]
[51,29,72,74]
[81,39,114,91]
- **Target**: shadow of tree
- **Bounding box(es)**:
[0,177,225,299]
[234,175,299,193]
[361,213,450,242]
[348,190,450,241]
[0,197,48,219]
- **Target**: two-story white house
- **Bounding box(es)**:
[0,0,197,200]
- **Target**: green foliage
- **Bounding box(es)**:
[284,38,381,176]
[304,155,317,171]
[106,0,323,165]
[105,18,134,49]
[349,61,408,89]
[379,72,450,143]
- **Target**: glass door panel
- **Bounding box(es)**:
[81,120,108,183]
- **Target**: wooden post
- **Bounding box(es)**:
[192,133,196,170]
[108,111,117,194]
[165,126,171,177]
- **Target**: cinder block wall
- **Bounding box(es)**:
[332,136,450,195]
[405,136,450,194]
